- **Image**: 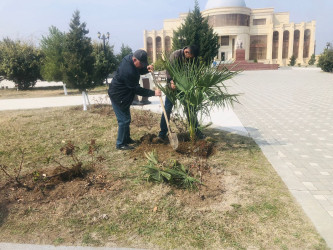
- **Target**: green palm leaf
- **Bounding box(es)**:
[157,55,240,140]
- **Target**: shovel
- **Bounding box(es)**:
[159,96,179,150]
[151,71,179,150]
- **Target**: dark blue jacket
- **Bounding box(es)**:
[108,54,155,110]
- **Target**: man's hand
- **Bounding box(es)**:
[147,65,154,72]
[155,89,162,96]
[170,80,176,90]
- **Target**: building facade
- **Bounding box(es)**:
[143,0,316,66]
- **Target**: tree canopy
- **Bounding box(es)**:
[0,38,42,90]
[40,26,66,82]
[318,45,333,72]
[116,43,133,66]
[92,41,117,85]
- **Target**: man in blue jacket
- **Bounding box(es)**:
[109,49,161,150]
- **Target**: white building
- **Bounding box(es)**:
[143,0,316,66]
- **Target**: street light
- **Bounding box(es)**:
[97,31,110,85]
[98,31,110,52]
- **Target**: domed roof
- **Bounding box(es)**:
[205,0,246,9]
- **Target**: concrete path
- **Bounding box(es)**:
[1,67,333,248]
[228,67,333,248]
[0,94,108,111]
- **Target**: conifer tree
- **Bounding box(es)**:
[172,0,219,64]
[289,55,296,66]
[116,43,133,66]
[62,10,95,92]
[92,41,117,86]
[40,26,66,82]
[308,54,316,65]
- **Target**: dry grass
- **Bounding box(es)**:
[0,85,108,99]
[0,106,328,249]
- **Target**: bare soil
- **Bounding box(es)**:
[0,133,220,216]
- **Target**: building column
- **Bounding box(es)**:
[309,20,316,56]
[161,31,165,58]
[288,24,295,59]
[298,22,305,64]
[267,25,274,63]
[152,31,156,63]
[277,28,284,65]
[143,30,147,51]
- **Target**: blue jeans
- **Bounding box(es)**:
[159,97,200,138]
[111,100,131,147]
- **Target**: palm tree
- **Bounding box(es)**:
[156,58,240,141]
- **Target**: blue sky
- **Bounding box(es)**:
[0,0,331,54]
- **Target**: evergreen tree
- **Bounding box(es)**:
[62,10,96,91]
[116,43,133,66]
[172,0,219,64]
[92,41,117,85]
[308,54,316,65]
[40,26,66,82]
[289,55,296,66]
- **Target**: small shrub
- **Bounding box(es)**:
[289,55,296,66]
[318,48,333,72]
[0,148,29,189]
[308,54,316,65]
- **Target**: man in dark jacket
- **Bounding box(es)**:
[158,45,204,140]
[109,49,161,150]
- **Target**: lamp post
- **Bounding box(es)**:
[97,31,110,85]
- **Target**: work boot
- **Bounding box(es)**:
[140,100,151,105]
[116,144,134,150]
[132,100,141,105]
[126,137,136,144]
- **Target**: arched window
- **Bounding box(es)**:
[282,31,289,59]
[156,36,162,59]
[303,29,311,58]
[293,30,300,58]
[146,37,153,62]
[165,36,171,54]
[272,31,279,59]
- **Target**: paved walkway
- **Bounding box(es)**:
[1,67,333,248]
[228,67,333,248]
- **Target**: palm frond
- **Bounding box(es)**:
[157,54,241,140]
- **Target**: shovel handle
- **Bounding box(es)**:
[159,96,173,135]
[151,71,173,136]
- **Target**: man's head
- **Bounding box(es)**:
[133,49,148,69]
[183,45,199,59]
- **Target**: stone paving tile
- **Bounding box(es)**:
[230,69,333,248]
